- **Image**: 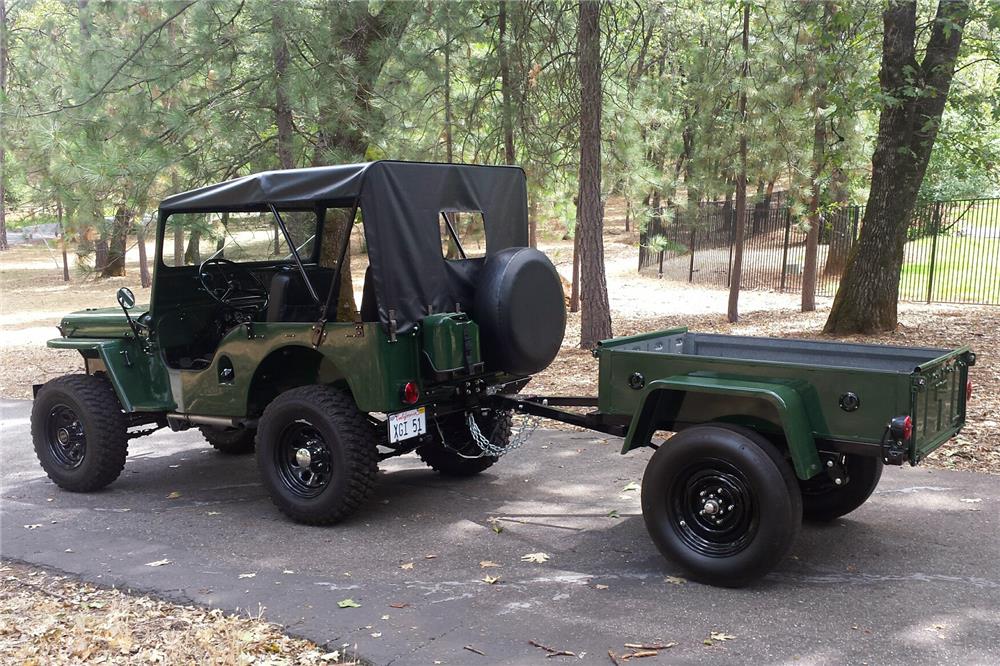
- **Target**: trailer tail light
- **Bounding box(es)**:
[401,382,420,405]
[966,379,973,402]
[890,415,913,442]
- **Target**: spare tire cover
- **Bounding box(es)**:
[473,247,566,375]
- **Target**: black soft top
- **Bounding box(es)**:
[159,160,529,334]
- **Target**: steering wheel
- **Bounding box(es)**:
[198,257,269,312]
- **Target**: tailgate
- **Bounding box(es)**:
[910,347,975,463]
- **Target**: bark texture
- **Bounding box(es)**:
[825,0,968,334]
[577,0,611,348]
[727,2,750,324]
[0,0,7,251]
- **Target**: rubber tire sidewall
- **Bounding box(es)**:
[200,425,256,455]
[641,425,802,587]
[256,386,377,525]
[417,410,512,477]
[30,374,128,492]
[801,455,883,522]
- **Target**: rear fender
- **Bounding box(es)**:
[622,376,823,480]
[45,338,175,412]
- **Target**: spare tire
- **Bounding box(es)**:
[473,247,566,375]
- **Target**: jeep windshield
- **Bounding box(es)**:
[161,210,323,267]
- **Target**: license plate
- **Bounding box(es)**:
[388,407,426,443]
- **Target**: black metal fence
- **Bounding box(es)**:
[638,196,1000,306]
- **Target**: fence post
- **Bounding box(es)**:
[925,202,942,304]
[658,249,664,278]
[779,208,791,292]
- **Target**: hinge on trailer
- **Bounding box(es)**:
[311,320,327,347]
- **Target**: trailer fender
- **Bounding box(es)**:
[622,375,823,480]
[45,338,175,413]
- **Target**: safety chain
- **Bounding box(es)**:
[465,410,540,459]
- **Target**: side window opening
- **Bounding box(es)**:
[439,211,486,260]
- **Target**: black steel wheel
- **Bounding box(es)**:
[256,385,378,525]
[641,425,802,587]
[800,455,883,521]
[31,374,128,492]
[199,425,256,455]
[417,409,512,477]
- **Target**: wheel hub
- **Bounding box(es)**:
[671,462,758,558]
[295,447,313,468]
[276,427,333,498]
[47,406,86,469]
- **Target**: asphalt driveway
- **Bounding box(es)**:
[2,398,999,665]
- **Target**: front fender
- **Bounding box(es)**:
[623,375,823,480]
[46,338,175,413]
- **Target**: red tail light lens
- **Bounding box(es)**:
[890,415,913,442]
[966,380,973,402]
[401,382,420,405]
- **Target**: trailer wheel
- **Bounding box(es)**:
[641,425,802,587]
[30,374,129,492]
[199,425,256,455]
[417,410,512,476]
[800,456,883,522]
[256,385,378,525]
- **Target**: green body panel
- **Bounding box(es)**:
[175,321,421,417]
[421,312,480,374]
[623,375,823,479]
[598,327,972,474]
[47,337,175,412]
[60,307,135,339]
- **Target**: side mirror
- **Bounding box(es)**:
[117,287,136,310]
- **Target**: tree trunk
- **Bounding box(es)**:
[570,204,580,313]
[802,4,831,312]
[727,2,750,324]
[443,20,454,164]
[498,1,516,165]
[0,0,7,252]
[136,216,151,288]
[823,167,852,275]
[184,229,201,265]
[825,0,968,334]
[273,0,294,170]
[100,207,130,277]
[577,0,612,348]
[57,202,69,281]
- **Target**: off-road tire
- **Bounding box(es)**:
[199,425,256,455]
[256,385,379,525]
[641,425,802,587]
[417,409,512,477]
[31,374,128,492]
[800,455,883,522]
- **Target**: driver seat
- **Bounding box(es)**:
[266,270,334,322]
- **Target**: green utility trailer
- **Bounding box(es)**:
[30,161,976,587]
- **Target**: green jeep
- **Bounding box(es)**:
[32,161,566,525]
[31,160,976,586]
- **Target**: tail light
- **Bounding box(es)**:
[401,381,420,405]
[889,415,913,442]
[966,380,973,402]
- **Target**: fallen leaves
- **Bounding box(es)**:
[482,575,500,585]
[166,491,181,499]
[621,482,640,492]
[607,510,620,519]
[479,560,500,569]
[704,631,736,645]
[488,518,504,534]
[337,599,361,609]
[144,559,171,567]
[521,552,550,564]
[609,641,677,663]
[400,562,415,570]
[238,573,256,579]
[664,575,687,585]
[529,639,576,658]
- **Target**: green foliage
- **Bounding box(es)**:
[1,0,997,252]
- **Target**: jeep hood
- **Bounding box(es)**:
[60,306,147,339]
